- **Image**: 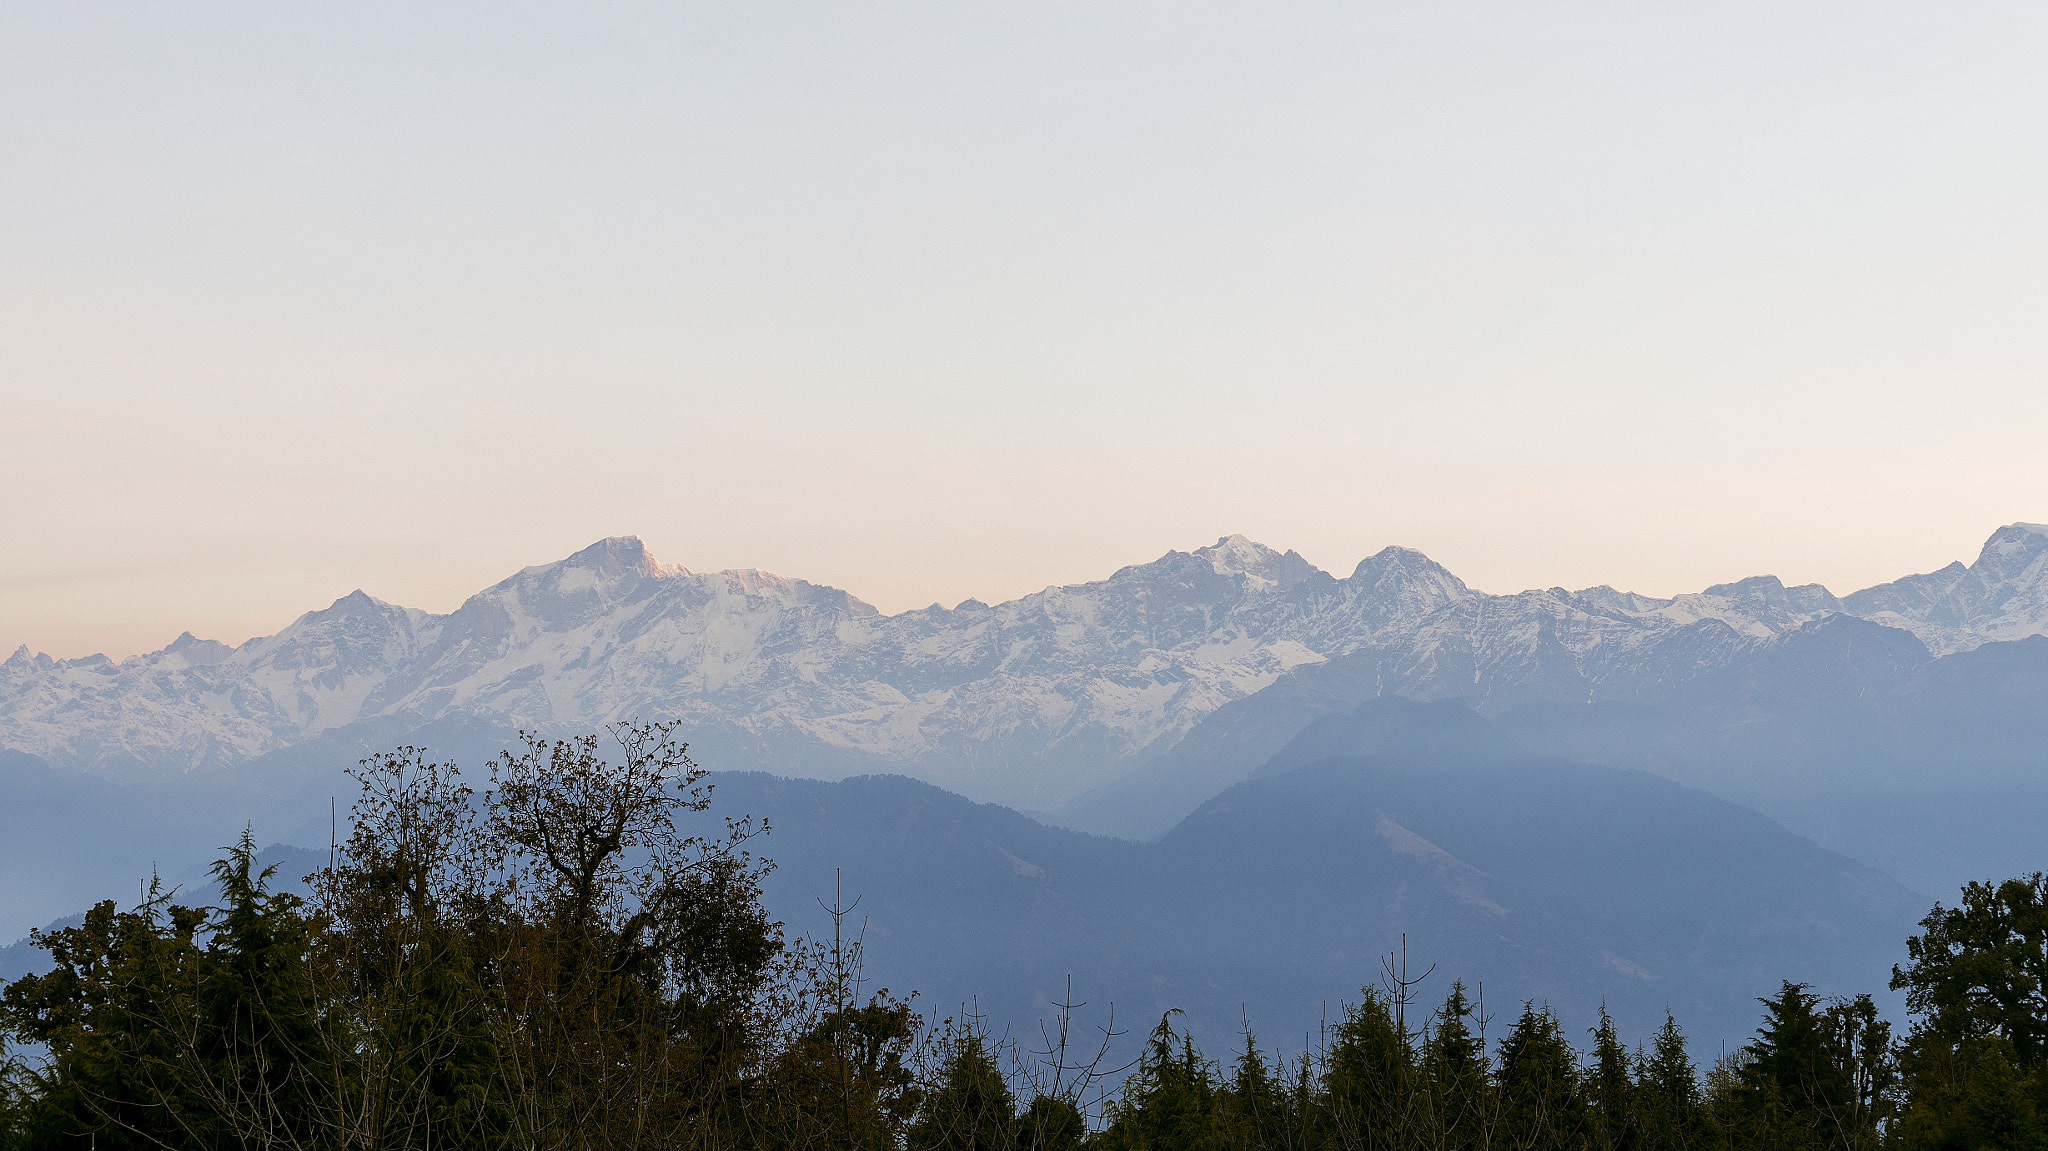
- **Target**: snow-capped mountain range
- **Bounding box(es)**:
[6,524,2047,808]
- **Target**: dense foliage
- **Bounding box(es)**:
[2,726,2044,1149]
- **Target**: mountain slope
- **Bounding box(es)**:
[1846,522,2048,655]
[725,699,1920,1058]
[6,525,2047,814]
[0,696,1939,1058]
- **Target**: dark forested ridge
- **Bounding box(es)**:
[728,698,1917,1057]
[5,701,1922,1057]
[3,721,2044,1149]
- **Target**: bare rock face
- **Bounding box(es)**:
[5,525,2046,809]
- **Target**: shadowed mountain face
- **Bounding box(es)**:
[1059,611,2048,898]
[1495,621,2048,896]
[7,526,2047,816]
[721,698,1919,1059]
[4,699,1920,1061]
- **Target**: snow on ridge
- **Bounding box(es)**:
[1841,521,2048,655]
[6,527,2048,804]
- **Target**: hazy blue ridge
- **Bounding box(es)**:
[716,699,1918,1059]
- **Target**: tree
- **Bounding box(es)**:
[1495,1002,1584,1151]
[0,888,213,1149]
[1218,1029,1291,1151]
[909,1030,1016,1151]
[1015,1094,1087,1151]
[1421,982,1493,1149]
[1887,874,2048,1151]
[1100,1011,1228,1151]
[313,723,811,1147]
[1889,1033,2044,1151]
[773,997,924,1149]
[1587,1006,1637,1151]
[1326,988,1419,1150]
[1632,1014,1704,1151]
[1893,873,2048,1071]
[0,837,330,1151]
[1731,982,1890,1151]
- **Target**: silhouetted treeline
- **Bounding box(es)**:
[2,724,2044,1149]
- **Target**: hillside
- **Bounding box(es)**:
[723,699,1920,1056]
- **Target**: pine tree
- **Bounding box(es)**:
[1326,988,1418,1150]
[908,1032,1017,1151]
[1496,1002,1585,1151]
[1100,1011,1228,1151]
[1220,1029,1290,1150]
[1421,982,1492,1149]
[192,834,329,1147]
[1588,1006,1637,1151]
[1632,1014,1704,1151]
[1016,1093,1087,1151]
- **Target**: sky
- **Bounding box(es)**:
[3,2,2045,660]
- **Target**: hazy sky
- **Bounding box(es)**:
[4,2,2045,659]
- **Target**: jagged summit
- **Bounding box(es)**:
[1350,545,1471,591]
[521,535,691,581]
[1980,522,2048,566]
[164,631,233,666]
[1843,521,2048,654]
[1191,534,1321,591]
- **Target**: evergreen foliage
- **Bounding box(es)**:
[2,727,2045,1148]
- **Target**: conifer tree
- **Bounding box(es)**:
[1632,1014,1704,1151]
[1015,1093,1087,1151]
[1220,1029,1291,1151]
[1326,988,1418,1150]
[909,1031,1017,1151]
[1421,982,1492,1149]
[1496,1002,1585,1151]
[1588,1006,1638,1151]
[1100,1011,1228,1151]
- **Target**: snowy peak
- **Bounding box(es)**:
[496,536,687,599]
[164,631,233,666]
[1843,521,2048,654]
[1673,575,1843,636]
[1192,535,1322,592]
[1342,546,1475,634]
[6,524,2048,806]
[559,535,690,581]
[1976,522,2048,575]
[1350,546,1472,598]
[713,568,879,617]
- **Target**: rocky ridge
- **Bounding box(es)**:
[5,525,2046,808]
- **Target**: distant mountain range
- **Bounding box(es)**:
[6,524,2046,815]
[729,697,1921,1056]
[7,529,2043,1055]
[0,700,1923,1058]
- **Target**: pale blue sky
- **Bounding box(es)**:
[3,2,2045,657]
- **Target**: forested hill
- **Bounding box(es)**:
[717,699,1920,1056]
[4,718,2029,1149]
[4,700,1917,1061]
